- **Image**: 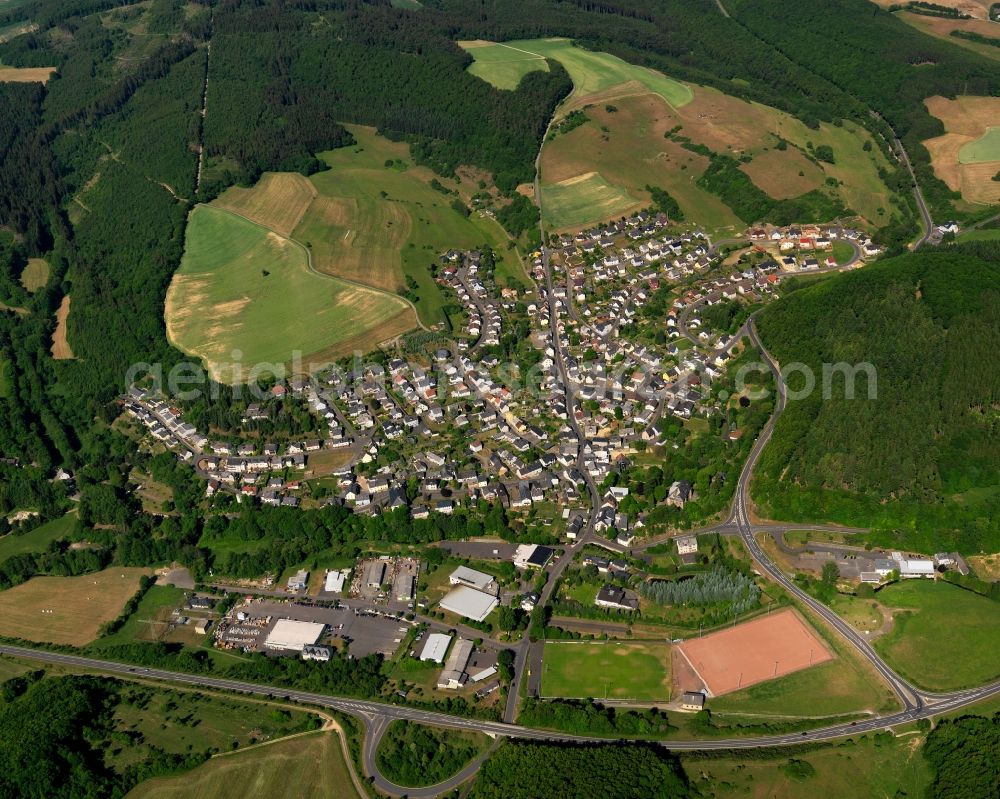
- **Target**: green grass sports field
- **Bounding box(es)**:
[541,640,671,701]
[166,205,411,381]
[873,580,1000,691]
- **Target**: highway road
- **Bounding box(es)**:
[5,641,1000,798]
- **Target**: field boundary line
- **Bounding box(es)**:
[203,204,429,332]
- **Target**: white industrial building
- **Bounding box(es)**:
[324,569,349,593]
[287,569,309,591]
[439,585,499,622]
[264,619,326,652]
[419,632,453,664]
[449,566,495,593]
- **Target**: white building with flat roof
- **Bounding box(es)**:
[439,585,499,622]
[419,633,452,664]
[324,569,348,593]
[264,619,326,652]
[898,559,935,578]
[449,566,495,594]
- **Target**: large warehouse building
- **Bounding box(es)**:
[439,585,499,622]
[264,619,326,652]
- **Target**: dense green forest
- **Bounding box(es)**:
[471,741,692,799]
[755,243,1000,553]
[0,674,208,797]
[922,713,1000,799]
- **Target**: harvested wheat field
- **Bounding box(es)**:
[0,66,55,83]
[51,295,74,359]
[899,12,1000,61]
[924,95,1000,204]
[0,567,150,646]
[213,172,317,237]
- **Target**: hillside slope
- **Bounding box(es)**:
[754,244,1000,553]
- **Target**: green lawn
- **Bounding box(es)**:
[0,512,76,562]
[873,580,1000,691]
[541,640,671,701]
[463,38,693,109]
[832,240,855,265]
[959,126,1000,163]
[458,41,550,91]
[166,204,411,381]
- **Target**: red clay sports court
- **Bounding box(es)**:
[676,609,833,696]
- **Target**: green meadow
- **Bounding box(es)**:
[959,127,1000,163]
[460,38,693,108]
[873,580,1000,691]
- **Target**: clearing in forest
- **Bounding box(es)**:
[0,567,149,646]
[924,95,1000,204]
[20,258,49,292]
[165,205,413,382]
[462,38,693,109]
[51,295,74,359]
[456,40,550,90]
[0,65,55,83]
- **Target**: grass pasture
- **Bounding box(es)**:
[90,584,187,649]
[681,732,932,799]
[126,730,361,799]
[924,95,1000,204]
[541,640,671,701]
[0,566,149,646]
[19,258,48,292]
[165,204,413,381]
[539,94,742,234]
[303,126,526,322]
[536,64,892,231]
[0,512,76,563]
[472,38,693,109]
[873,579,1000,691]
[457,40,549,90]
